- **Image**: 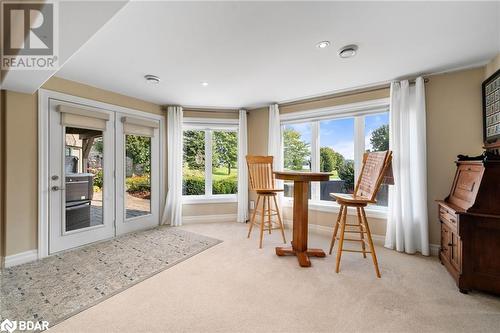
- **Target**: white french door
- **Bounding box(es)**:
[115,116,160,235]
[49,100,115,253]
[47,98,160,254]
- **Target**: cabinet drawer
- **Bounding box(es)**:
[440,223,451,259]
[439,205,458,231]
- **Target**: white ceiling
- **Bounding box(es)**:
[55,1,500,109]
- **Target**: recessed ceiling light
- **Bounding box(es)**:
[144,74,160,84]
[316,41,331,49]
[201,82,209,87]
[338,44,358,58]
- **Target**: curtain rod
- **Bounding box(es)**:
[278,78,429,108]
[165,107,248,114]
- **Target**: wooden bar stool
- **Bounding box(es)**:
[246,155,286,249]
[329,151,393,278]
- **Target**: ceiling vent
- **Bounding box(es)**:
[338,45,358,58]
[144,74,161,84]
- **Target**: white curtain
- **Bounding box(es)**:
[162,106,183,226]
[268,104,283,170]
[237,109,249,223]
[268,104,283,199]
[385,77,429,255]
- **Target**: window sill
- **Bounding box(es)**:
[282,198,388,219]
[182,195,237,204]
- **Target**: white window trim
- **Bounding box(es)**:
[182,194,238,204]
[281,98,390,216]
[182,119,238,204]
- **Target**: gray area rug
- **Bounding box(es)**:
[0,227,221,329]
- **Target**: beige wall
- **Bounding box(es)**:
[43,77,162,115]
[184,110,239,119]
[425,67,486,244]
[183,203,237,216]
[280,88,390,114]
[4,91,38,256]
[247,106,269,207]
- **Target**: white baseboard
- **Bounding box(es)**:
[4,249,38,268]
[182,214,237,224]
[284,220,439,256]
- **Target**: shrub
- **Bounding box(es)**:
[338,160,355,192]
[183,176,205,195]
[126,175,151,192]
[182,175,237,195]
[213,178,237,194]
[320,147,345,173]
[93,169,103,189]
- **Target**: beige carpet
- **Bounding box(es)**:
[50,222,500,333]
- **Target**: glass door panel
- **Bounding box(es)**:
[125,134,152,219]
[115,115,160,235]
[64,127,104,231]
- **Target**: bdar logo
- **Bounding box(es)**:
[0,319,17,333]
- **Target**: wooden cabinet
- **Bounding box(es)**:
[438,155,500,295]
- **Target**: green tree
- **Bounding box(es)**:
[283,128,310,170]
[212,131,237,175]
[338,160,355,192]
[183,130,205,170]
[370,124,389,152]
[320,147,345,172]
[126,135,151,174]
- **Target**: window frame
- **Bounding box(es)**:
[280,98,390,217]
[182,118,239,204]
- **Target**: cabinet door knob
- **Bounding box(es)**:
[448,243,454,247]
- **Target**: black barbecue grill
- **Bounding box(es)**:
[65,156,94,231]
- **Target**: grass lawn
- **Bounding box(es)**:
[212,167,237,180]
[184,166,237,180]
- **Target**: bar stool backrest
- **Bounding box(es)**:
[246,155,276,191]
[354,151,393,202]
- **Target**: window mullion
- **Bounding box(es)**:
[311,121,320,201]
[354,116,365,181]
[205,130,213,197]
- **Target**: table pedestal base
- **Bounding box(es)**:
[275,246,326,267]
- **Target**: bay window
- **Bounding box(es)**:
[281,99,390,211]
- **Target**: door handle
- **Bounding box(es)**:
[51,186,65,191]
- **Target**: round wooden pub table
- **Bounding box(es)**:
[274,171,331,267]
